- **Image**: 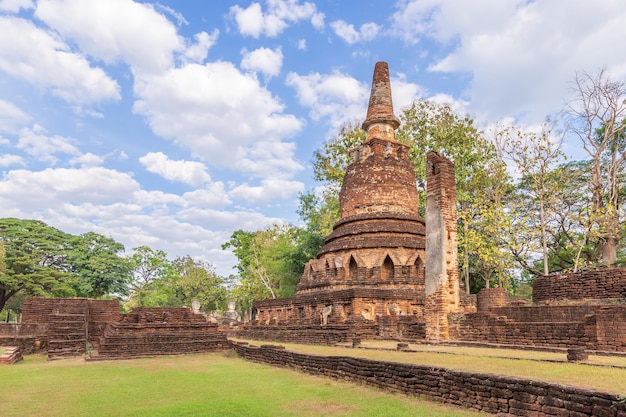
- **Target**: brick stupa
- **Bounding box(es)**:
[244,62,428,343]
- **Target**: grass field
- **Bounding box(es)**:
[3,342,625,416]
[0,351,483,417]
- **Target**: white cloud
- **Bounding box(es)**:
[132,190,186,207]
[297,39,306,50]
[286,70,369,130]
[390,75,425,112]
[390,0,521,45]
[330,20,380,44]
[230,2,263,38]
[0,166,140,209]
[229,178,304,204]
[181,30,219,64]
[241,46,283,79]
[69,152,104,168]
[16,125,81,164]
[154,3,188,27]
[0,16,121,106]
[132,61,302,178]
[177,206,283,232]
[0,99,30,133]
[0,154,25,167]
[391,0,626,122]
[139,151,212,187]
[0,0,33,13]
[35,0,183,74]
[238,140,303,179]
[229,0,324,38]
[183,182,232,210]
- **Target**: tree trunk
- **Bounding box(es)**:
[539,198,549,275]
[463,221,470,294]
[603,236,617,266]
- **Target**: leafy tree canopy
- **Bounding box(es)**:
[0,218,75,312]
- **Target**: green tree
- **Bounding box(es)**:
[126,246,176,307]
[499,122,567,276]
[223,224,311,310]
[459,147,514,290]
[297,189,340,239]
[313,121,366,185]
[171,256,228,311]
[0,218,75,313]
[565,68,626,265]
[68,232,132,298]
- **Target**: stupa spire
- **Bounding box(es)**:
[361,61,400,141]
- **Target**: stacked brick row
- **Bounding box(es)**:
[239,321,378,345]
[448,313,594,349]
[533,269,626,304]
[21,297,57,323]
[254,287,425,328]
[233,343,626,416]
[93,307,229,360]
[47,314,87,360]
[595,306,626,351]
[486,306,598,322]
[477,288,509,311]
[0,346,23,365]
[87,299,121,342]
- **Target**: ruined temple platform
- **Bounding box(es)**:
[88,307,230,360]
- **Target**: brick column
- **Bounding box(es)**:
[424,151,460,341]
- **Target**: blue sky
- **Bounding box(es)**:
[1,0,626,277]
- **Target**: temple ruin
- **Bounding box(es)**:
[1,61,626,362]
[239,61,626,351]
[0,297,229,360]
[240,62,465,343]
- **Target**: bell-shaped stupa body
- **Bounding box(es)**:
[340,62,419,219]
[296,61,425,300]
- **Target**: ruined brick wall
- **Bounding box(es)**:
[459,292,477,312]
[487,306,598,322]
[377,315,425,340]
[94,307,228,360]
[595,306,626,351]
[449,304,626,351]
[21,297,56,323]
[87,298,121,339]
[424,151,459,341]
[533,269,626,304]
[477,288,509,311]
[238,321,377,345]
[233,343,626,416]
[448,312,594,348]
[253,288,424,327]
[20,297,121,341]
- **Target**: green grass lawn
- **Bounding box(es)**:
[0,352,483,417]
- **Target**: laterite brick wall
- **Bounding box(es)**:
[533,269,626,304]
[232,343,625,416]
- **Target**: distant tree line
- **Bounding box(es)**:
[0,218,228,320]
